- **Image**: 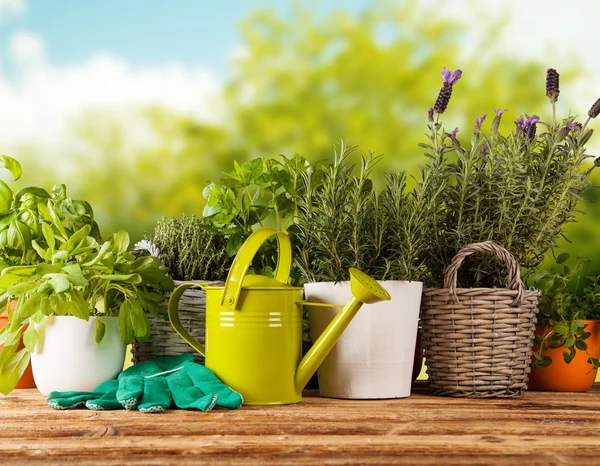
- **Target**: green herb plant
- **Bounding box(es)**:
[202,155,317,276]
[0,159,173,394]
[0,156,100,270]
[418,67,600,288]
[290,142,435,284]
[531,254,600,370]
[148,214,231,281]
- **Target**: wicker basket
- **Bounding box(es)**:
[131,280,223,365]
[421,242,539,398]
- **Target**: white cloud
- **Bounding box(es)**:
[0,0,25,21]
[0,31,224,148]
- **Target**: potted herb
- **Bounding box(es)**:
[418,67,599,397]
[0,178,172,394]
[0,156,100,389]
[131,214,231,364]
[290,143,428,399]
[529,255,600,392]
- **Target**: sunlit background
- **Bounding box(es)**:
[1,0,599,275]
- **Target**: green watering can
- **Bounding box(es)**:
[168,227,390,405]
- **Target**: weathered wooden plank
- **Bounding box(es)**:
[1,385,599,465]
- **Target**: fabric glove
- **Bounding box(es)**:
[47,354,243,413]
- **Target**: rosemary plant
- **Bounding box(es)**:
[419,67,600,288]
[291,142,431,283]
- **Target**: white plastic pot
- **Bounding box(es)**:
[31,316,126,395]
[305,280,422,399]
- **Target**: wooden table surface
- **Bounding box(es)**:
[1,383,599,465]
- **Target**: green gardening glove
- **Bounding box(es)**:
[47,354,243,413]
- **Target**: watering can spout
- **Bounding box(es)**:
[294,268,391,394]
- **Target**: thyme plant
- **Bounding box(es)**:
[148,215,231,281]
[418,67,600,287]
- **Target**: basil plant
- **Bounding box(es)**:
[0,156,173,394]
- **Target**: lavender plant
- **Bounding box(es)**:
[419,67,600,288]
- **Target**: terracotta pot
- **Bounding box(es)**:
[0,306,36,389]
[529,320,600,392]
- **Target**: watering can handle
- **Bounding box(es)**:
[168,282,208,356]
[221,227,292,311]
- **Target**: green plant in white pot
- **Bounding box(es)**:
[0,218,173,395]
[290,143,432,399]
[0,155,102,390]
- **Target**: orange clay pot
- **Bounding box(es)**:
[528,320,600,392]
[0,303,36,389]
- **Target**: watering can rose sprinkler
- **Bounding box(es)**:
[168,227,390,405]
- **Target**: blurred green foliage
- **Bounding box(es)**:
[6,1,600,280]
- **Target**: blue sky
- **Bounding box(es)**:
[0,0,366,78]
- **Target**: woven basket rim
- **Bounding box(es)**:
[424,286,540,294]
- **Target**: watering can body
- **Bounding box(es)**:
[168,227,390,405]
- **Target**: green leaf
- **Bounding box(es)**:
[62,224,92,254]
[552,322,569,334]
[95,318,106,344]
[226,234,245,257]
[129,300,150,341]
[51,184,67,201]
[118,300,135,344]
[0,180,12,216]
[22,324,38,353]
[537,355,553,368]
[7,282,38,297]
[30,240,49,260]
[564,335,576,348]
[0,155,22,181]
[556,253,570,264]
[0,273,19,291]
[48,274,71,294]
[20,292,44,318]
[113,230,130,255]
[563,347,577,364]
[52,250,69,263]
[83,241,111,267]
[575,339,588,351]
[0,347,29,395]
[98,273,142,284]
[242,158,264,184]
[7,220,31,251]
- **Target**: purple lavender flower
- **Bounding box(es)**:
[433,67,462,114]
[446,127,459,141]
[494,108,507,117]
[481,143,489,155]
[546,68,560,103]
[475,114,487,131]
[428,108,434,123]
[515,114,540,140]
[441,67,463,85]
[515,115,524,129]
[557,121,579,140]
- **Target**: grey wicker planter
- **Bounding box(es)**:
[131,280,223,365]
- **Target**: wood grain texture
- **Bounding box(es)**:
[1,383,600,465]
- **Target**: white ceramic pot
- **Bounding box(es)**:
[31,316,126,395]
[305,280,422,399]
